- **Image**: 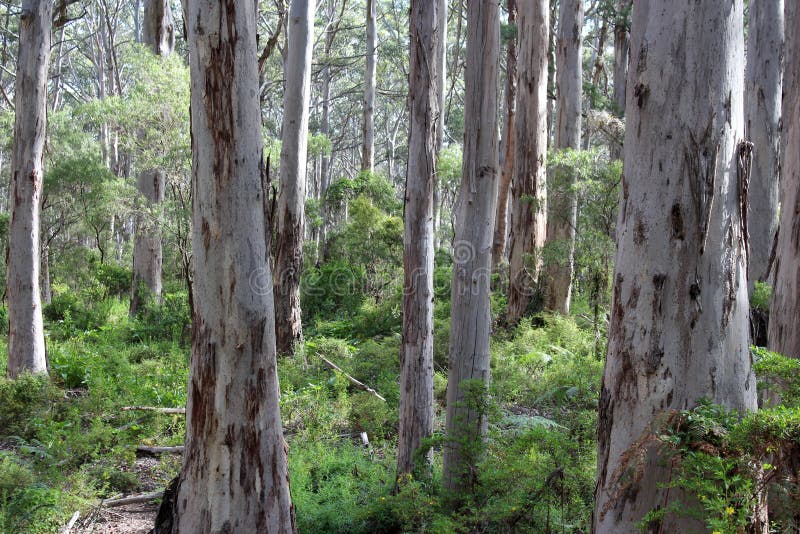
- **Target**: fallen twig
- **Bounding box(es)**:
[314,353,386,401]
[137,445,184,455]
[102,491,163,508]
[60,510,80,534]
[121,406,186,414]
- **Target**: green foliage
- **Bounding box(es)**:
[129,291,191,343]
[750,281,772,312]
[326,171,400,215]
[754,347,800,407]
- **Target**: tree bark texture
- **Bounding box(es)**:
[545,0,582,314]
[361,0,377,172]
[507,0,549,325]
[594,2,757,532]
[397,0,441,478]
[442,0,499,499]
[492,0,517,271]
[7,0,53,378]
[745,0,783,291]
[274,0,314,356]
[174,2,296,531]
[768,2,799,359]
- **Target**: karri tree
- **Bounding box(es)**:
[169,1,296,531]
[594,1,757,531]
[7,0,54,378]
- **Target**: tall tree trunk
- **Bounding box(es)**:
[6,0,53,379]
[397,0,441,479]
[768,2,798,358]
[594,2,757,531]
[172,2,296,531]
[491,0,517,271]
[507,0,549,324]
[432,0,447,246]
[610,0,630,160]
[544,0,582,314]
[40,243,51,305]
[442,0,499,500]
[361,0,377,172]
[318,0,336,264]
[274,0,314,356]
[745,0,783,292]
[130,0,174,316]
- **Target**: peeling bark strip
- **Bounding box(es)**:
[442,0,499,501]
[745,0,783,290]
[175,2,295,532]
[593,1,757,532]
[506,0,549,325]
[398,0,440,479]
[7,0,53,378]
[274,0,314,356]
[768,2,800,359]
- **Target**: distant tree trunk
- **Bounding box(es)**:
[594,2,757,532]
[361,0,377,172]
[507,0,549,324]
[130,0,174,316]
[491,0,517,271]
[41,244,51,305]
[397,0,441,479]
[274,0,314,356]
[746,0,783,292]
[442,0,499,500]
[432,0,447,246]
[172,2,296,531]
[768,1,798,358]
[6,0,53,379]
[318,0,336,263]
[544,0,582,314]
[610,0,630,160]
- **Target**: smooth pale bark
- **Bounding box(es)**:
[768,2,799,358]
[545,0,582,314]
[491,0,517,270]
[361,0,377,172]
[432,0,447,243]
[594,2,757,531]
[397,0,440,478]
[131,0,174,316]
[7,0,53,379]
[274,0,314,356]
[174,2,296,531]
[507,0,548,324]
[442,0,499,499]
[612,0,630,118]
[745,0,783,291]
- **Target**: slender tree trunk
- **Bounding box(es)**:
[40,243,51,305]
[442,0,499,500]
[768,2,798,358]
[594,2,757,531]
[318,0,336,264]
[397,0,441,479]
[612,0,630,118]
[361,0,377,172]
[6,0,53,379]
[130,0,174,316]
[274,0,314,356]
[432,0,447,246]
[507,0,549,324]
[491,0,517,271]
[544,0,582,314]
[172,2,296,531]
[745,0,783,292]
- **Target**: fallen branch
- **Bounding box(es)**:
[137,445,184,455]
[102,491,163,508]
[121,406,186,414]
[61,510,80,534]
[314,353,386,402]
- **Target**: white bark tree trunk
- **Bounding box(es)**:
[397,0,441,478]
[507,0,549,324]
[610,0,630,160]
[768,2,799,358]
[7,0,53,379]
[442,0,499,499]
[274,0,314,356]
[173,2,296,531]
[545,0,582,314]
[361,0,377,172]
[594,2,757,531]
[131,0,174,316]
[745,0,783,291]
[492,0,517,271]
